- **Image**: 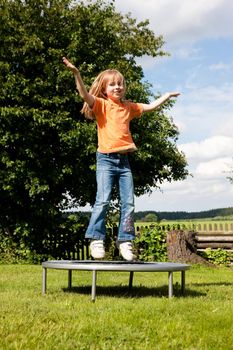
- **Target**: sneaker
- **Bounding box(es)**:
[118,241,134,261]
[90,240,105,259]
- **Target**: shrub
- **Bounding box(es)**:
[0,233,51,264]
[0,213,89,263]
[200,248,233,267]
[135,224,167,261]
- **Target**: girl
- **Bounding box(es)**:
[63,57,180,260]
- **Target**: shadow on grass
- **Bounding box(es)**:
[191,282,233,287]
[62,284,205,298]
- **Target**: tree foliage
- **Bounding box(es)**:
[0,0,188,255]
[135,208,233,221]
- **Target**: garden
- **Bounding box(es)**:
[1,223,233,349]
[1,1,233,348]
[1,264,233,349]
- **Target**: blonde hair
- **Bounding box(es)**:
[81,69,126,120]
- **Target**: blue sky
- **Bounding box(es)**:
[113,0,233,212]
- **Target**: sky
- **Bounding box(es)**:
[111,0,233,212]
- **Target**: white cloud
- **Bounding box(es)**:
[135,176,233,211]
[183,82,233,102]
[175,46,202,60]
[172,83,233,142]
[115,0,233,46]
[196,157,233,177]
[209,62,233,71]
[217,118,233,137]
[179,136,233,160]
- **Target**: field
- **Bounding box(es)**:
[135,220,233,233]
[1,264,233,349]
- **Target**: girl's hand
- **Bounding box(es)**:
[62,56,94,108]
[62,57,78,72]
[142,91,181,112]
[169,92,180,98]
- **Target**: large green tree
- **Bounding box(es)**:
[0,0,188,255]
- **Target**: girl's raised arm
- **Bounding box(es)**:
[141,92,180,113]
[62,57,94,109]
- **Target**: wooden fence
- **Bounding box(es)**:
[135,221,233,251]
[62,239,90,260]
[45,220,233,259]
[135,221,233,233]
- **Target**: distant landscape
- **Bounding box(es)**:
[134,207,233,221]
[74,207,233,222]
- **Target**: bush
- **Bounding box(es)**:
[0,213,89,263]
[0,233,51,264]
[200,248,233,267]
[135,224,167,261]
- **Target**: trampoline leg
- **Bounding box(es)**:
[42,267,47,294]
[168,272,173,298]
[91,270,97,302]
[181,271,185,295]
[68,270,72,289]
[129,271,134,289]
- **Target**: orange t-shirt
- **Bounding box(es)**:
[92,97,143,153]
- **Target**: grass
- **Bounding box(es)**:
[0,264,233,349]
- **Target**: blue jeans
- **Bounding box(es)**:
[85,152,135,241]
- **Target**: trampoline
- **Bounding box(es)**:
[42,260,190,301]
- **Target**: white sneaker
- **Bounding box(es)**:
[119,241,134,261]
[90,240,105,259]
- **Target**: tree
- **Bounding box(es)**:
[0,0,188,255]
[143,213,158,222]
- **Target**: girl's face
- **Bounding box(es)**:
[104,75,125,102]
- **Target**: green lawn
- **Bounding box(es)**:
[0,264,233,350]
